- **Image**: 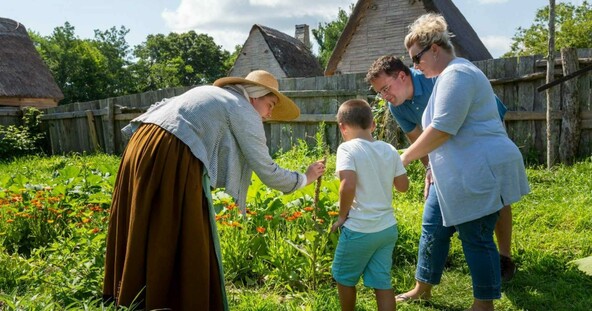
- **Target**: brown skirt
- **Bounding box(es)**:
[102,123,225,310]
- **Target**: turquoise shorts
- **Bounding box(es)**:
[332,225,398,289]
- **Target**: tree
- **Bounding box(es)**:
[312,5,352,69]
[132,31,231,91]
[31,23,136,104]
[505,1,592,57]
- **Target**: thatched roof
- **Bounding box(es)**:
[325,0,492,76]
[0,17,63,103]
[255,24,323,77]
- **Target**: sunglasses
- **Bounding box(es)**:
[412,45,431,65]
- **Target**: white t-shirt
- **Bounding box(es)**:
[335,138,407,233]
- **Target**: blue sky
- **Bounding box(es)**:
[2,0,584,58]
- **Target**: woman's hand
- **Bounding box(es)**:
[305,160,326,186]
[424,166,433,200]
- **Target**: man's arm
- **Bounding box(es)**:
[405,126,429,168]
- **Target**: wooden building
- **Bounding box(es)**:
[0,17,63,108]
[325,0,492,75]
[229,24,323,78]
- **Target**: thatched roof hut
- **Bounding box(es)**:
[0,17,63,107]
[325,0,492,76]
[229,24,323,78]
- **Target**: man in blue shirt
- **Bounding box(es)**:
[365,55,515,303]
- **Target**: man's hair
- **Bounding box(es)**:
[337,99,374,130]
[365,55,411,83]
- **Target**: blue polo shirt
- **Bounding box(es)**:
[388,69,507,133]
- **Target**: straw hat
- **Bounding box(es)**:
[214,70,300,121]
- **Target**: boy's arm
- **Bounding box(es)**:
[331,170,357,232]
[393,174,409,193]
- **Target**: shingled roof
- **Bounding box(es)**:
[0,17,63,105]
[255,24,323,77]
[325,0,492,76]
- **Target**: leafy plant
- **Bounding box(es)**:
[0,108,46,160]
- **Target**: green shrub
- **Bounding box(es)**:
[0,108,47,160]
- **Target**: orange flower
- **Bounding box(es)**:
[316,218,325,224]
[328,211,339,216]
[6,219,14,223]
[82,218,91,224]
[304,206,314,212]
[292,211,303,218]
[286,216,296,221]
[92,228,100,234]
[226,203,237,210]
[264,215,273,221]
[256,226,266,234]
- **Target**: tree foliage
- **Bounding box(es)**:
[312,5,352,69]
[505,1,592,57]
[132,31,231,91]
[30,23,233,104]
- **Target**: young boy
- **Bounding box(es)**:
[331,99,409,311]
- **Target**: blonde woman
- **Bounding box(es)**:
[399,14,529,311]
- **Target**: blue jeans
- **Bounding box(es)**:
[415,184,501,300]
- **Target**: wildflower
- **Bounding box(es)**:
[304,206,314,212]
[226,203,237,210]
[264,215,273,221]
[328,211,339,216]
[47,219,55,224]
[286,216,296,221]
[92,228,100,234]
[292,211,303,218]
[316,218,325,224]
[82,218,91,224]
[6,219,14,223]
[256,226,266,234]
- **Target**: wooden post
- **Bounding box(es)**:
[85,110,101,153]
[559,48,581,165]
[546,0,559,168]
[102,99,115,154]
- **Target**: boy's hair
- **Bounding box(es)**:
[337,99,374,130]
[365,55,411,83]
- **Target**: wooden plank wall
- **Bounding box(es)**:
[475,49,592,163]
[38,52,592,164]
[0,107,22,127]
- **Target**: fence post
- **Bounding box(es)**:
[101,99,115,154]
[559,47,581,165]
[85,110,101,153]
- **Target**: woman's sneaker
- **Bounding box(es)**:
[500,255,516,282]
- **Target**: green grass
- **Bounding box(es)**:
[0,153,591,310]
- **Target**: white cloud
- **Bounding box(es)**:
[481,35,513,58]
[161,0,355,52]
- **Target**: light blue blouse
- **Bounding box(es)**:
[422,58,530,226]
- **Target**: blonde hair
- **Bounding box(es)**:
[404,13,455,55]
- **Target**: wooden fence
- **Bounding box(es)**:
[36,50,592,164]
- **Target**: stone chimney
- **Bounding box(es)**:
[295,24,311,50]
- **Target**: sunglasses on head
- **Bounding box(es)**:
[412,45,431,65]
